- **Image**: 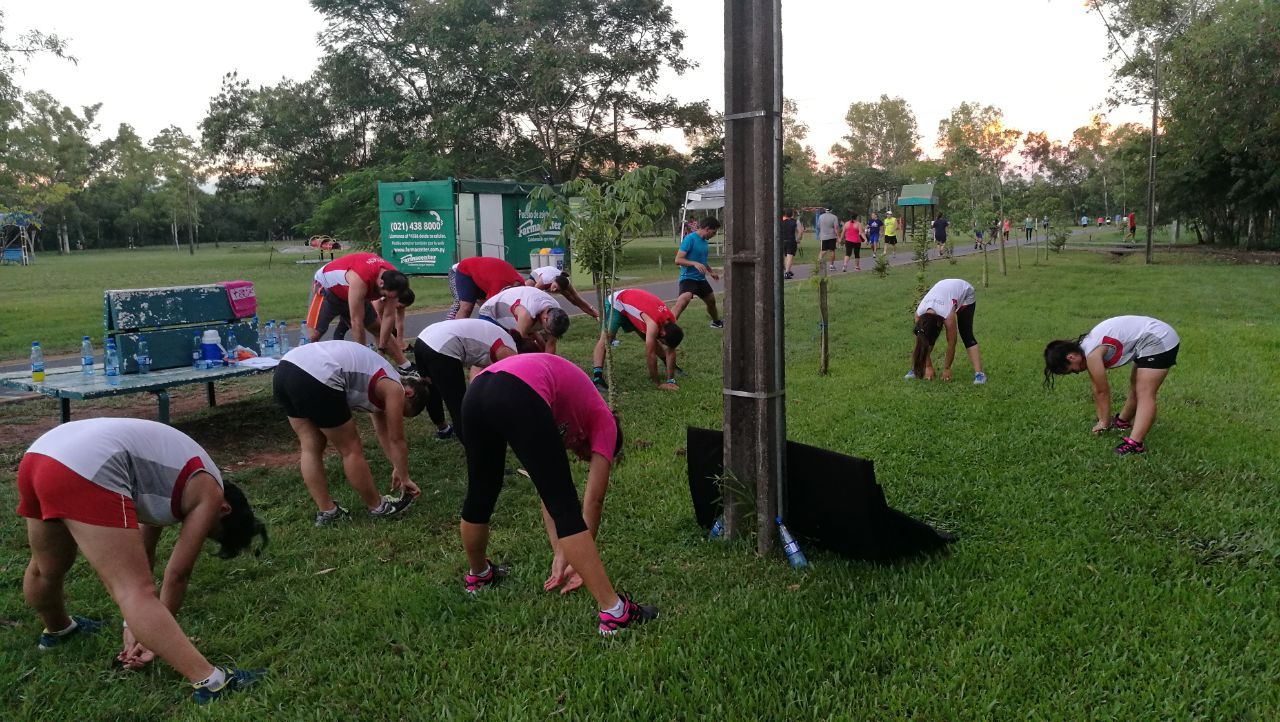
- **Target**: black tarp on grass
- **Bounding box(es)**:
[686,427,955,562]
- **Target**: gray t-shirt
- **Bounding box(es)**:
[817,212,840,241]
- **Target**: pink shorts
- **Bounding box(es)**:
[16,453,138,529]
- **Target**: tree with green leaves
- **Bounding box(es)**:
[831,95,921,171]
[938,102,1021,279]
[529,166,677,406]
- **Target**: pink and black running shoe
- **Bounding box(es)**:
[1114,437,1145,455]
[597,594,659,636]
[1111,415,1133,431]
[463,560,508,593]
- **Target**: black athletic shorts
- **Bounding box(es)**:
[679,278,714,299]
[820,238,837,252]
[1134,344,1179,370]
[783,240,797,256]
[273,360,351,428]
[884,235,897,245]
[843,241,861,258]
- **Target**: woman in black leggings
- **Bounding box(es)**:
[412,318,526,443]
[905,278,986,384]
[458,353,658,635]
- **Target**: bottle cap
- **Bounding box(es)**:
[83,335,90,341]
[202,329,221,343]
[32,341,38,346]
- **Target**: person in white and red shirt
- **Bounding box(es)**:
[458,353,658,635]
[412,319,524,443]
[447,256,525,320]
[526,265,599,319]
[906,278,986,384]
[273,341,429,524]
[16,418,266,703]
[477,285,570,354]
[590,288,684,391]
[1043,315,1181,455]
[306,252,412,368]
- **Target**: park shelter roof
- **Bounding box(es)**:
[684,177,725,211]
[897,184,937,207]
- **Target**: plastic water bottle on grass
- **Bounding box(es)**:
[136,335,151,374]
[708,515,725,540]
[299,321,309,346]
[30,341,44,382]
[265,321,278,358]
[192,331,202,369]
[278,321,290,356]
[776,516,808,568]
[80,336,94,376]
[105,340,121,386]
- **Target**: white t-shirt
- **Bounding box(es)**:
[1080,316,1180,368]
[281,340,401,412]
[418,319,516,367]
[27,418,222,527]
[529,266,561,286]
[478,286,559,330]
[916,278,976,319]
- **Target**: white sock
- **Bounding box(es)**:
[195,666,226,689]
[47,618,78,636]
[602,596,626,618]
[471,564,491,578]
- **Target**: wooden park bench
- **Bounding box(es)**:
[0,283,267,424]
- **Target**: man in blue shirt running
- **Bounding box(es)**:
[671,217,723,329]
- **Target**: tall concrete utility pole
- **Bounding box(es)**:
[722,0,785,555]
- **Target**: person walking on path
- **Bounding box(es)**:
[16,418,267,704]
[1125,212,1137,244]
[781,208,802,280]
[527,266,599,319]
[1001,218,1011,244]
[816,208,841,273]
[1042,316,1180,455]
[882,211,898,257]
[840,214,864,272]
[273,340,427,525]
[905,278,985,384]
[446,257,525,321]
[458,353,659,634]
[671,217,724,329]
[591,288,684,392]
[1024,216,1035,242]
[477,285,571,354]
[933,213,950,257]
[866,212,882,255]
[413,318,520,444]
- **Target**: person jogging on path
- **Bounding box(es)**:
[16,418,267,704]
[458,353,659,634]
[274,340,428,525]
[671,217,723,328]
[477,285,570,354]
[883,211,898,256]
[526,265,599,319]
[1042,315,1180,455]
[413,318,520,443]
[905,278,986,384]
[305,252,413,369]
[841,214,864,272]
[446,256,525,321]
[817,208,840,273]
[591,288,685,391]
[866,212,882,254]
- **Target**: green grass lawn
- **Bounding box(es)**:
[0,238,687,362]
[2,251,1278,719]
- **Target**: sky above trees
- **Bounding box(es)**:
[7,0,1146,160]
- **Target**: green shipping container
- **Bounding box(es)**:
[378,180,456,274]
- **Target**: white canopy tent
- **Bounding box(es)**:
[680,177,726,253]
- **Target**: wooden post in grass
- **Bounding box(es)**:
[722,0,785,554]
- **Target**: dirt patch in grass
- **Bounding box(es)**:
[1163,244,1280,265]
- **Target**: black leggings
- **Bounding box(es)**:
[460,371,587,538]
[843,241,861,258]
[1024,228,1033,241]
[956,303,978,349]
[413,339,463,438]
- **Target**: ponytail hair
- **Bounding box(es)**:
[1042,339,1085,388]
[911,315,945,378]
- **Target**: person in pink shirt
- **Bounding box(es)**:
[458,353,658,635]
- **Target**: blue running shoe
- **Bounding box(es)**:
[973,372,987,385]
[191,667,265,705]
[434,424,455,441]
[903,370,916,380]
[37,615,102,650]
